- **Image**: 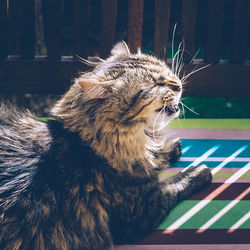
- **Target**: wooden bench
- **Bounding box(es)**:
[0,0,250,97]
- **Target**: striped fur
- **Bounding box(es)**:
[0,42,212,249]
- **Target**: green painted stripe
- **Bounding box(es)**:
[36,118,250,129]
[159,172,250,178]
[157,200,250,230]
[212,201,250,229]
[157,200,200,230]
[159,172,175,178]
[170,119,250,130]
[35,117,56,122]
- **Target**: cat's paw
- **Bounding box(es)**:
[187,164,212,191]
[168,140,182,163]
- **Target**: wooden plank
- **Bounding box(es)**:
[181,62,250,97]
[0,57,87,94]
[127,0,144,53]
[1,59,250,97]
[20,0,35,59]
[231,0,250,64]
[0,0,8,59]
[7,0,20,55]
[101,0,117,57]
[46,0,63,60]
[205,0,224,63]
[74,0,90,58]
[181,0,198,62]
[154,0,171,59]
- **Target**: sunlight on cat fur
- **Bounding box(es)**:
[0,41,212,250]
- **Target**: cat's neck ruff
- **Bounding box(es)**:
[51,87,152,173]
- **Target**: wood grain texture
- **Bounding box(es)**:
[205,0,224,63]
[231,0,250,64]
[46,0,63,60]
[181,62,250,97]
[181,0,198,63]
[74,0,90,58]
[0,0,8,59]
[0,58,250,97]
[0,57,87,94]
[154,0,171,59]
[101,0,117,57]
[127,0,144,53]
[20,0,35,59]
[7,0,21,55]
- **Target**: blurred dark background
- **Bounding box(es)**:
[0,0,250,118]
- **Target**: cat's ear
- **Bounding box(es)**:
[111,41,130,56]
[77,79,107,99]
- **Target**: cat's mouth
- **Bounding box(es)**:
[155,105,180,115]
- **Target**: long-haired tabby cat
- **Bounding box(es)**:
[0,42,212,249]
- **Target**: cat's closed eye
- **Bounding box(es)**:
[156,80,182,92]
[156,82,165,87]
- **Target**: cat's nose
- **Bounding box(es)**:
[167,80,182,92]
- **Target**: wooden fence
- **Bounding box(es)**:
[0,0,250,97]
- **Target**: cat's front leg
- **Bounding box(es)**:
[164,164,212,201]
[110,164,211,244]
[153,139,182,169]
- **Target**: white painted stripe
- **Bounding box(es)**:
[179,157,250,162]
[225,162,250,183]
[165,163,250,231]
[181,145,220,172]
[198,200,240,231]
[181,145,192,154]
[228,211,250,232]
[166,200,211,230]
[212,145,248,175]
[198,186,250,233]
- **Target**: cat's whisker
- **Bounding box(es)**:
[180,101,200,116]
[156,103,170,138]
[189,49,200,65]
[152,103,167,140]
[175,41,184,76]
[172,44,184,76]
[181,63,211,82]
[180,101,186,119]
[171,23,178,74]
[176,115,183,128]
[74,54,102,67]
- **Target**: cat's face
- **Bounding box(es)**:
[77,42,182,128]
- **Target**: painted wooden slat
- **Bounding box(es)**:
[231,0,250,64]
[181,0,198,62]
[7,0,20,55]
[0,57,87,94]
[205,0,224,63]
[0,0,8,59]
[1,59,250,97]
[20,0,35,59]
[46,0,63,60]
[154,0,171,59]
[127,0,144,53]
[101,0,117,57]
[74,0,90,58]
[182,62,250,97]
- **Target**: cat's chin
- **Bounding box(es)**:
[147,108,180,133]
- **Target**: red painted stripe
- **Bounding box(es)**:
[138,229,250,244]
[115,244,250,250]
[188,183,250,200]
[170,129,250,140]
